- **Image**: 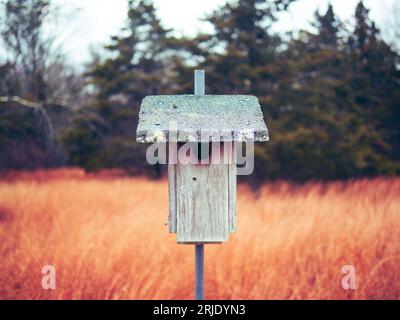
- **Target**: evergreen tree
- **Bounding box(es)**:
[62,0,177,173]
[350,1,378,51]
[60,0,399,181]
[256,2,399,181]
[312,3,340,49]
[198,0,291,95]
[346,1,400,169]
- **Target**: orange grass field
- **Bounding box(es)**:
[0,169,399,300]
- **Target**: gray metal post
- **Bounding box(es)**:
[194,70,205,300]
[195,244,204,300]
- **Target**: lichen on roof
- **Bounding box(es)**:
[136,95,269,143]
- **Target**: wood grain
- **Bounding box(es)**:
[168,163,177,233]
[228,144,237,233]
[176,163,229,243]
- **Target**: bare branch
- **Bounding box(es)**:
[0,95,42,108]
[0,95,54,138]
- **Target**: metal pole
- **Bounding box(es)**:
[194,70,205,300]
[195,244,204,300]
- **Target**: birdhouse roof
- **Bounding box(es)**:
[136,95,269,143]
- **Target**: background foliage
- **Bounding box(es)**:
[0,0,399,182]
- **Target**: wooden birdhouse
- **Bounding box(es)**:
[136,70,268,244]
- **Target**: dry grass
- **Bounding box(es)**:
[0,169,399,300]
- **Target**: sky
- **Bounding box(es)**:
[54,0,396,65]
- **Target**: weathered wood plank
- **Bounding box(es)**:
[176,163,229,243]
[228,143,237,233]
[168,163,177,233]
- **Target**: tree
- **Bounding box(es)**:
[62,0,178,174]
[16,0,397,181]
[0,0,79,170]
[194,0,295,96]
[349,1,378,51]
[346,1,400,167]
[312,3,341,49]
[253,2,399,182]
[1,0,52,101]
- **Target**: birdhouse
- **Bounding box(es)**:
[136,70,268,244]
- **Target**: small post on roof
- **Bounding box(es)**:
[194,70,205,96]
[194,70,205,300]
[136,67,269,300]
